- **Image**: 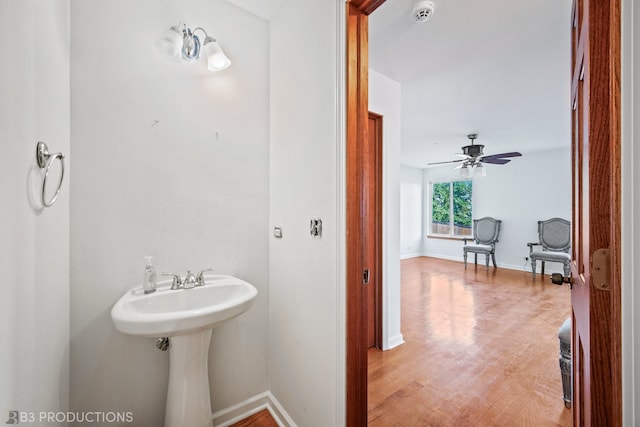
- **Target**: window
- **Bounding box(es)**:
[429,180,473,237]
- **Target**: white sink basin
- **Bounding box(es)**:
[111,274,257,427]
[111,274,257,337]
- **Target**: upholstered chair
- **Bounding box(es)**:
[462,217,502,269]
[527,218,571,278]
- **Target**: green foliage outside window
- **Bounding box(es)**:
[453,181,472,228]
[431,182,450,225]
[431,180,472,236]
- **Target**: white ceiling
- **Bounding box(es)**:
[227,0,573,169]
[369,0,573,168]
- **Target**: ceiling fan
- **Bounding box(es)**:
[427,134,522,173]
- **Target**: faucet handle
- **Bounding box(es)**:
[162,272,183,290]
[183,270,197,289]
[196,268,215,286]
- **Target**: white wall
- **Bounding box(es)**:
[70,0,269,424]
[400,166,424,258]
[268,1,343,426]
[421,147,572,272]
[0,0,70,421]
[369,70,403,350]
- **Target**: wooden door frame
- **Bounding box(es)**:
[368,111,383,349]
[607,1,623,424]
[346,0,622,425]
[346,3,370,424]
[346,1,385,425]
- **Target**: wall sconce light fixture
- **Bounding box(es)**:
[156,22,231,71]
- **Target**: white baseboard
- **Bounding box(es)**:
[400,252,423,260]
[415,254,567,275]
[212,391,296,427]
[420,252,463,263]
[421,253,527,272]
[386,333,405,350]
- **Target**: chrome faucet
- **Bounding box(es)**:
[162,272,183,290]
[162,268,214,290]
[183,270,197,289]
[196,268,214,286]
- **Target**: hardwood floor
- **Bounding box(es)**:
[229,409,278,427]
[229,256,572,426]
[368,256,572,426]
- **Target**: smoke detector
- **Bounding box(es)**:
[412,1,435,22]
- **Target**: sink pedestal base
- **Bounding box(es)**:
[165,329,213,427]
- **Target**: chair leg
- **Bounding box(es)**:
[559,352,572,408]
[542,261,546,277]
[485,254,490,270]
[464,252,467,268]
[474,253,478,265]
[559,328,572,408]
[563,262,570,278]
[531,260,537,278]
[491,252,497,268]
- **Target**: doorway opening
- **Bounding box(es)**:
[346,0,622,425]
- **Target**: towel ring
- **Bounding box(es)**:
[36,141,65,208]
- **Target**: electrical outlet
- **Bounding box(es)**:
[310,218,322,238]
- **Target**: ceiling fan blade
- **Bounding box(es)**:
[480,152,522,161]
[427,159,465,166]
[481,158,511,165]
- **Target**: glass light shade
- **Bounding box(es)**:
[156,25,183,59]
[475,164,486,177]
[459,165,470,177]
[203,38,231,71]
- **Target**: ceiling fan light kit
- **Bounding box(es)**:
[427,133,522,177]
[474,163,487,177]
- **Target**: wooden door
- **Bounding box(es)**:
[570,0,621,425]
[366,112,383,349]
[346,3,370,424]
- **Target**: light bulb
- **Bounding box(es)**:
[156,25,182,60]
[203,38,231,71]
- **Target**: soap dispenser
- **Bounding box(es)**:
[143,256,157,294]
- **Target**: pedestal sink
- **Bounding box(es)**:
[111,275,257,427]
